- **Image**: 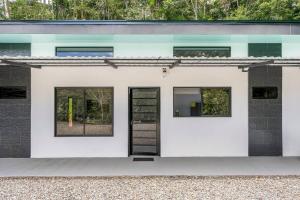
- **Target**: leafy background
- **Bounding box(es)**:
[1,0,300,20]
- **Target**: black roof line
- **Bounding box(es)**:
[1,20,300,25]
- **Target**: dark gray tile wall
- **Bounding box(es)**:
[0,67,31,157]
[0,44,31,157]
[248,66,282,156]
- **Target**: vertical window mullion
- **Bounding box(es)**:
[200,87,204,115]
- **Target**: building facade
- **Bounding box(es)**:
[0,21,300,158]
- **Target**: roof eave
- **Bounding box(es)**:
[0,20,299,35]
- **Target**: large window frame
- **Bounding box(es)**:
[54,87,114,137]
[173,87,232,118]
[173,46,231,57]
[55,47,114,57]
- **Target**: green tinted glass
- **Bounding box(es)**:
[248,43,282,57]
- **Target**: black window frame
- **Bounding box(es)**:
[55,47,114,57]
[54,87,114,137]
[173,87,232,118]
[173,46,231,57]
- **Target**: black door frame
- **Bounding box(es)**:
[128,87,161,156]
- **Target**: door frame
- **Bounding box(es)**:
[128,87,161,157]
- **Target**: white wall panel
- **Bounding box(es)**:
[283,68,300,156]
[31,67,248,157]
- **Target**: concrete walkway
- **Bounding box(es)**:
[1,157,300,177]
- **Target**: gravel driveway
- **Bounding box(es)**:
[0,176,299,200]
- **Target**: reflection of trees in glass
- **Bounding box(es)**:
[202,88,230,116]
[174,47,231,57]
[56,88,112,125]
[56,88,84,123]
[85,88,112,125]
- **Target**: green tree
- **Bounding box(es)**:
[10,0,53,20]
[229,5,248,19]
[3,0,300,21]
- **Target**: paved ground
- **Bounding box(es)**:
[0,176,300,199]
[1,157,300,177]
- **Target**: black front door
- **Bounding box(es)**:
[129,88,160,156]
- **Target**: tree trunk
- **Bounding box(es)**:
[187,0,198,20]
[3,0,9,19]
[203,3,206,19]
[194,0,198,20]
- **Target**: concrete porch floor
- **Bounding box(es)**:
[1,157,300,177]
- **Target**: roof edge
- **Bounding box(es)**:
[0,20,298,35]
[1,20,300,25]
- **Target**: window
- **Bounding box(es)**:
[0,43,31,56]
[252,87,278,99]
[55,87,113,136]
[173,47,231,57]
[173,87,231,117]
[248,43,282,57]
[56,47,113,57]
[0,86,26,99]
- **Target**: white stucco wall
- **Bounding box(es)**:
[31,67,248,158]
[29,35,252,158]
[282,67,300,156]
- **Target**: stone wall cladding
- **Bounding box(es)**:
[248,66,282,156]
[0,67,31,157]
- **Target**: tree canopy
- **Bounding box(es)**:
[1,0,300,20]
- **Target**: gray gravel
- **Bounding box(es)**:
[0,176,299,200]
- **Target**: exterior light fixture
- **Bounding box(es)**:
[242,66,250,72]
[162,67,168,77]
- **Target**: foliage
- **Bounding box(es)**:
[9,0,53,20]
[202,88,230,116]
[1,0,300,20]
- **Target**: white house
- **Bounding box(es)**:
[0,20,300,158]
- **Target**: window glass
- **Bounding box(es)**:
[201,88,231,116]
[173,87,231,117]
[56,47,113,57]
[174,88,202,117]
[85,88,113,136]
[173,47,231,57]
[0,43,31,56]
[56,88,84,136]
[252,87,278,99]
[0,86,26,99]
[55,87,113,136]
[248,43,282,57]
